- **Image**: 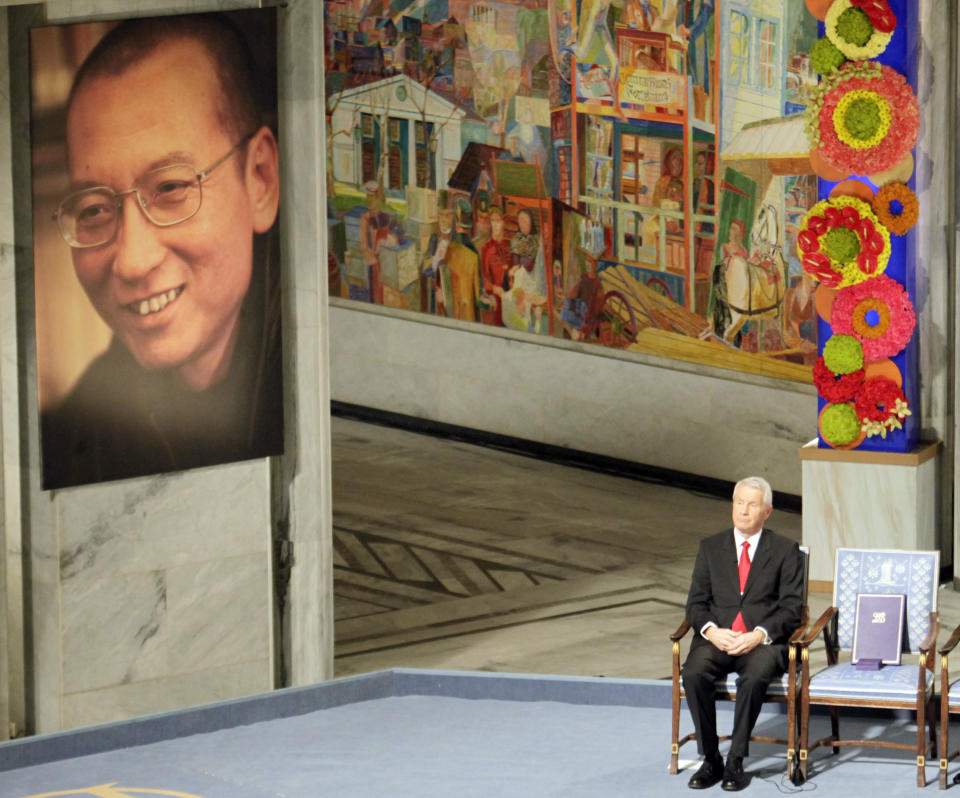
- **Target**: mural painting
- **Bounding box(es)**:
[324,1,819,381]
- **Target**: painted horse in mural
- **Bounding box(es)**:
[711,203,786,350]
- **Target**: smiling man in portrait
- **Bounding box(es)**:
[38,11,282,489]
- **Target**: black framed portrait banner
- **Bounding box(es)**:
[29,8,283,489]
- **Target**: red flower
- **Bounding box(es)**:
[815,63,918,175]
[831,275,915,359]
[814,357,865,403]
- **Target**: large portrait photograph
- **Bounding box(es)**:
[30,9,283,489]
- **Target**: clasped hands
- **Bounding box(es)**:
[705,626,765,656]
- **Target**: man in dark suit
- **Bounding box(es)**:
[682,476,804,791]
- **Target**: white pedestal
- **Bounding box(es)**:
[799,440,941,590]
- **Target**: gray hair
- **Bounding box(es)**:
[734,476,773,509]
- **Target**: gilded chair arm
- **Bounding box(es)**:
[937,622,960,656]
[798,606,838,647]
[788,622,809,645]
[670,619,692,642]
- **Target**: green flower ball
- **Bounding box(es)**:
[836,6,874,47]
[823,334,864,375]
[821,402,861,446]
[843,96,882,141]
[810,37,846,75]
[823,226,861,263]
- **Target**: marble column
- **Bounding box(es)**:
[0,3,11,742]
[275,0,334,685]
[800,441,941,587]
[0,0,332,734]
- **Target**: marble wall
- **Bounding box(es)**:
[914,0,955,578]
[0,0,332,736]
[329,302,815,494]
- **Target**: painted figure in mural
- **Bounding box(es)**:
[711,207,786,350]
[560,252,606,341]
[424,207,455,317]
[574,0,623,115]
[682,476,804,792]
[502,208,548,334]
[473,208,492,252]
[692,150,715,234]
[623,0,682,35]
[480,206,511,327]
[507,104,548,171]
[42,13,282,489]
[445,199,481,323]
[684,0,716,91]
[361,181,393,305]
[653,146,684,206]
[783,271,818,365]
[723,219,749,261]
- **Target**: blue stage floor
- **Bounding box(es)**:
[0,670,953,797]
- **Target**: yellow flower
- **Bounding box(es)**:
[825,0,894,60]
[832,90,891,150]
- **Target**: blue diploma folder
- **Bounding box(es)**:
[852,593,906,667]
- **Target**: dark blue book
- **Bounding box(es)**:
[852,593,906,667]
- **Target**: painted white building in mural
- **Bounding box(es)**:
[330,74,468,198]
[718,0,787,150]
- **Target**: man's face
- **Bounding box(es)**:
[438,210,454,234]
[731,485,772,537]
[66,39,278,390]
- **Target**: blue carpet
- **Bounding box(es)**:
[0,670,951,797]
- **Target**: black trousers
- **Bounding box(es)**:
[681,641,784,758]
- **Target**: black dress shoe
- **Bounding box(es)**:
[721,756,748,791]
[688,752,723,789]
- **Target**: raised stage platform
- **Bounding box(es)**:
[0,669,953,797]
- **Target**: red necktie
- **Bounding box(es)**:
[731,540,750,633]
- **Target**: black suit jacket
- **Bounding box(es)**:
[686,528,804,668]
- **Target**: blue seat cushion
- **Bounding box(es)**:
[807,663,933,702]
[946,679,960,706]
[716,671,793,698]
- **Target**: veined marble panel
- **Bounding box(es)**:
[802,456,939,583]
[56,464,273,696]
[61,569,170,694]
[56,464,270,580]
[60,659,269,730]
[330,305,813,494]
[166,554,271,675]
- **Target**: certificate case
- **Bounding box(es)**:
[852,593,906,666]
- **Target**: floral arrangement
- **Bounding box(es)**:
[798,196,890,287]
[825,0,895,60]
[814,356,865,403]
[810,37,847,75]
[820,402,862,447]
[806,61,918,175]
[822,333,864,374]
[872,181,918,235]
[830,275,916,360]
[805,0,916,451]
[854,376,911,438]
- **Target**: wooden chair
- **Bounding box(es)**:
[937,621,960,787]
[669,546,809,779]
[794,548,939,787]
